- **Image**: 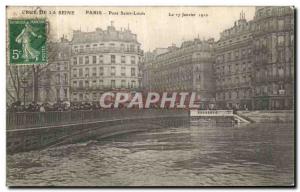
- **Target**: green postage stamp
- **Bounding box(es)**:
[8,19,47,65]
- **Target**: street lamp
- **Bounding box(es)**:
[21,77,28,107]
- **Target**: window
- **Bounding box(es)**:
[79,45,83,52]
[64,89,67,98]
[92,92,97,100]
[73,81,77,87]
[131,80,136,88]
[74,46,78,52]
[85,68,89,77]
[278,66,284,78]
[92,80,97,88]
[92,67,97,77]
[235,50,239,59]
[73,57,77,65]
[121,56,126,64]
[79,56,83,64]
[227,52,231,61]
[85,93,89,101]
[121,67,126,76]
[99,80,103,88]
[99,67,104,76]
[92,56,97,64]
[64,62,68,70]
[120,44,125,50]
[85,93,90,100]
[130,44,135,51]
[56,74,60,85]
[278,35,284,46]
[131,68,136,76]
[111,55,116,64]
[56,88,60,99]
[278,7,285,15]
[79,68,83,77]
[73,68,77,77]
[111,66,116,76]
[242,49,246,57]
[79,80,83,88]
[278,19,284,30]
[63,73,67,83]
[99,55,104,64]
[248,49,252,56]
[121,80,126,88]
[85,93,90,101]
[111,80,116,88]
[236,76,239,84]
[85,56,89,64]
[67,92,76,101]
[79,93,83,100]
[85,80,89,88]
[131,56,136,64]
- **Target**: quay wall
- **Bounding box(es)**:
[237,110,294,123]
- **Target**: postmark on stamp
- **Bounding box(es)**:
[8,19,47,65]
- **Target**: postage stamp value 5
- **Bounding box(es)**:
[8,19,47,65]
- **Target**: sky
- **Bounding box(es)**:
[7,6,256,51]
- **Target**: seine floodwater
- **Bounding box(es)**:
[7,122,294,186]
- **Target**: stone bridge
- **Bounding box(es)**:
[7,109,189,153]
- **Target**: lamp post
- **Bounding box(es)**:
[21,77,28,107]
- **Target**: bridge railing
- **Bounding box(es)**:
[190,110,233,117]
[7,109,188,130]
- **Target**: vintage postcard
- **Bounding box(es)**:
[6,6,295,187]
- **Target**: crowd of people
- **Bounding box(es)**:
[7,101,159,112]
[7,101,101,112]
[7,100,242,113]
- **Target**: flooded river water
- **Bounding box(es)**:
[7,122,294,186]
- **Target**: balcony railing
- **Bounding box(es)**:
[73,47,144,55]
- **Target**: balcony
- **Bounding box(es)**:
[72,47,144,56]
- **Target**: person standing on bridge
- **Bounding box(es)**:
[40,104,45,113]
[39,104,46,124]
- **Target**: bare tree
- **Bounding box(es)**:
[6,41,61,104]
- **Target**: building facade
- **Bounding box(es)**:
[252,6,294,110]
[70,22,143,102]
[140,48,169,91]
[40,37,71,103]
[143,38,215,107]
[215,12,254,110]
